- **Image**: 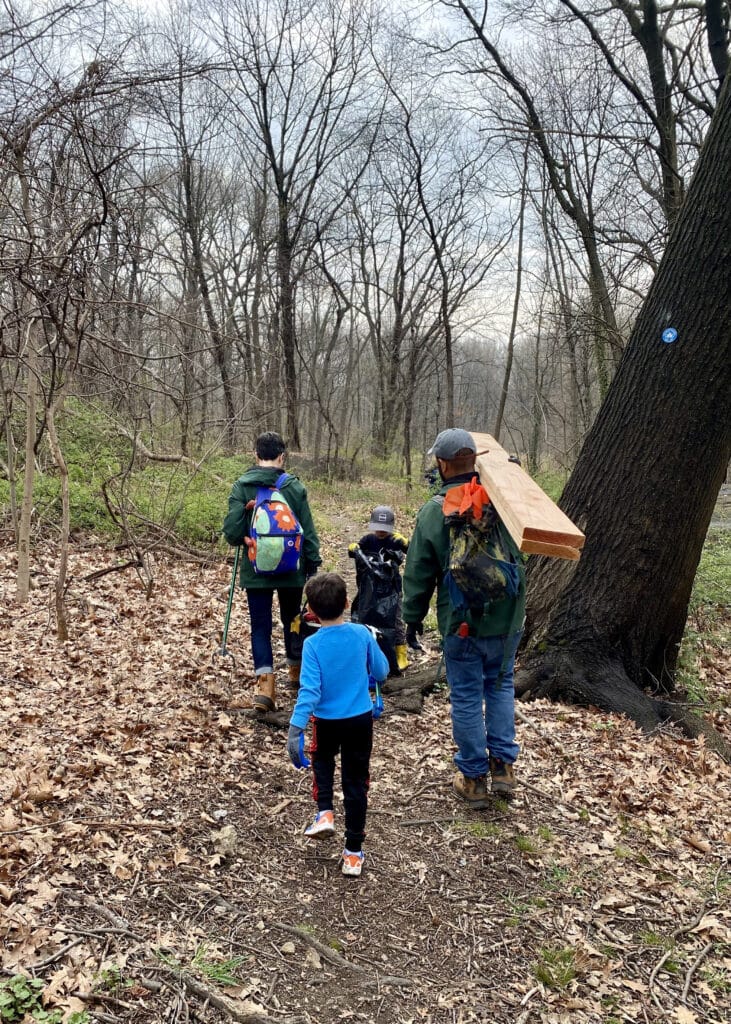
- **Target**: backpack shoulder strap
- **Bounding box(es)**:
[274,472,290,490]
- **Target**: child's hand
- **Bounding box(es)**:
[287,725,309,769]
[347,543,360,557]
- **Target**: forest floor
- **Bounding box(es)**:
[1,503,730,1024]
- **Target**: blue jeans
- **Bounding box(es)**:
[246,587,303,674]
[443,630,522,777]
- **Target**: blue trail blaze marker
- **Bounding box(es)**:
[662,327,678,344]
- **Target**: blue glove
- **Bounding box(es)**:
[371,680,384,720]
[287,725,309,769]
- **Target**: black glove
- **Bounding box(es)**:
[287,725,308,769]
[303,561,319,579]
[405,623,424,651]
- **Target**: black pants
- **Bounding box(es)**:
[311,711,373,853]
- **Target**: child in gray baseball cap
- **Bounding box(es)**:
[348,505,420,668]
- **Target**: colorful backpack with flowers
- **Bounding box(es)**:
[246,473,303,575]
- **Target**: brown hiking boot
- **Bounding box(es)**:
[286,663,301,689]
[453,772,490,809]
[489,757,516,800]
[254,672,276,712]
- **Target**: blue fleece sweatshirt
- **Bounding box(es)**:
[289,622,389,729]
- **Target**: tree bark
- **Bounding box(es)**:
[16,324,38,603]
[46,396,70,641]
[494,147,528,441]
[517,75,731,746]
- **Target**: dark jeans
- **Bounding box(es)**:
[311,711,373,852]
[245,586,303,674]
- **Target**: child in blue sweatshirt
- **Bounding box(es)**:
[287,572,389,877]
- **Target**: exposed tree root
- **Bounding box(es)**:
[515,646,731,762]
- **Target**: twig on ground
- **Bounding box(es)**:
[157,969,275,1023]
[519,779,614,823]
[270,922,417,988]
[398,780,448,806]
[30,938,85,970]
[67,894,145,940]
[56,925,146,941]
[515,706,569,755]
[681,941,714,1002]
[648,948,673,1011]
[673,900,711,939]
[399,815,472,827]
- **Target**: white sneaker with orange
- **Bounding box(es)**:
[304,810,335,839]
[341,849,364,877]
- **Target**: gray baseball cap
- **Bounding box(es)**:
[427,428,477,460]
[368,505,395,533]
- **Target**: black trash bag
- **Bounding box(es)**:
[351,548,404,676]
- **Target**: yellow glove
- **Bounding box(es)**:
[393,532,408,548]
[348,543,360,557]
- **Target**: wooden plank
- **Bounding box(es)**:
[470,431,585,558]
[520,540,581,560]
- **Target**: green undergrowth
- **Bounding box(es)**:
[0,400,432,549]
[532,466,569,503]
[677,528,730,707]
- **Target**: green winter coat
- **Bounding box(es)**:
[402,474,526,638]
[222,466,321,590]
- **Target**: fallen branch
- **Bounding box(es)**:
[66,894,144,940]
[115,426,225,482]
[270,923,416,988]
[174,971,273,1024]
[382,665,443,695]
[83,559,142,582]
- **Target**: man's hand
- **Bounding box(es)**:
[303,561,319,579]
[405,623,425,652]
[287,725,308,769]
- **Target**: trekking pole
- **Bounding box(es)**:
[214,546,240,662]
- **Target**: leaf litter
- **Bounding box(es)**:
[0,538,730,1024]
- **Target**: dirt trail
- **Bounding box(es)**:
[2,541,729,1024]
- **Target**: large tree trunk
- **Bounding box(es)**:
[517,76,731,747]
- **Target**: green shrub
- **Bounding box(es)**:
[532,467,569,502]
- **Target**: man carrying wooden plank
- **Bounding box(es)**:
[403,429,526,806]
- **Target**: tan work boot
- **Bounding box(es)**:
[286,663,301,689]
[453,771,490,809]
[489,757,516,800]
[254,672,276,712]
